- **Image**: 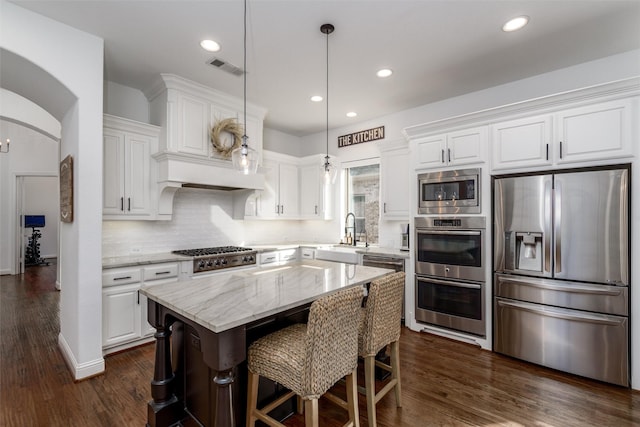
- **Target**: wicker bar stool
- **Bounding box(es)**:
[246,285,364,427]
[358,271,405,427]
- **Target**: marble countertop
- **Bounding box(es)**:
[102,252,190,269]
[139,259,394,334]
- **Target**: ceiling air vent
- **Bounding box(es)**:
[207,57,244,77]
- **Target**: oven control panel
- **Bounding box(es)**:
[193,252,257,274]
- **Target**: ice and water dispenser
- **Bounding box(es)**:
[504,231,543,272]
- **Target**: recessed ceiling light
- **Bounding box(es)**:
[311,95,323,102]
[200,39,221,52]
[346,112,357,118]
[376,68,393,78]
[502,16,529,32]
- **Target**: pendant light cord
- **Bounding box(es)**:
[243,0,248,144]
[325,26,329,162]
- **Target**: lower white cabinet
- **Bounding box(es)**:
[102,261,179,354]
[380,144,410,219]
[259,248,299,265]
[300,247,315,260]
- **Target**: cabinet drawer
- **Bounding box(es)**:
[102,268,141,286]
[300,248,315,259]
[259,252,278,265]
[143,263,179,282]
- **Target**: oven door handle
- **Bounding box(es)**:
[416,230,481,236]
[363,259,404,269]
[417,276,482,289]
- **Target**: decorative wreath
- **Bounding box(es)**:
[210,117,243,158]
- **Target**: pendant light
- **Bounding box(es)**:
[232,0,258,174]
[321,23,337,183]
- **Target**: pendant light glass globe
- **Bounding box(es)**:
[232,135,259,175]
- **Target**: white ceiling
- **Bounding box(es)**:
[9,0,640,137]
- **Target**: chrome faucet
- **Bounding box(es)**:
[345,212,356,246]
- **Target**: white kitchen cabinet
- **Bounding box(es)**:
[299,163,324,219]
[491,115,553,171]
[491,99,633,171]
[414,126,487,170]
[300,247,315,260]
[103,115,160,219]
[259,248,298,265]
[380,145,410,219]
[256,155,299,219]
[102,262,179,354]
[555,99,633,165]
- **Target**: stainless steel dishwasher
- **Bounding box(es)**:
[362,254,406,319]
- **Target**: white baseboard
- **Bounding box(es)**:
[0,268,11,276]
[58,333,105,380]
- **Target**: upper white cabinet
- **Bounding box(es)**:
[555,99,633,165]
[380,143,410,219]
[176,92,210,156]
[299,155,329,219]
[103,115,160,219]
[491,99,634,171]
[257,154,299,219]
[491,115,553,171]
[413,126,487,170]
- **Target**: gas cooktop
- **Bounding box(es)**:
[172,246,254,257]
[173,246,257,274]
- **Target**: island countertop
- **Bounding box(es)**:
[140,259,394,334]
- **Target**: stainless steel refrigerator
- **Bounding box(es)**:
[493,165,630,386]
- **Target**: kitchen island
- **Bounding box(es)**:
[140,259,394,427]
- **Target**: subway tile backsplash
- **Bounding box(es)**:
[102,188,332,257]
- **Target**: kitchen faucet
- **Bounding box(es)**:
[345,212,356,246]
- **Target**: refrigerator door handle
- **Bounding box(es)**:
[544,179,553,274]
[554,180,562,274]
[496,299,625,327]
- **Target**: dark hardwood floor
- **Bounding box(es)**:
[1,263,639,426]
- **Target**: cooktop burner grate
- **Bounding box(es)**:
[172,246,254,257]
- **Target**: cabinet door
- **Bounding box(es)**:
[124,133,151,216]
[381,148,410,219]
[178,93,210,156]
[102,283,141,348]
[447,126,486,166]
[257,159,279,218]
[103,130,126,215]
[555,99,633,165]
[414,135,446,169]
[299,164,323,218]
[491,115,553,171]
[278,163,299,218]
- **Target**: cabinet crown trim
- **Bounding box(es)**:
[402,77,640,140]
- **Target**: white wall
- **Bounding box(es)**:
[103,81,149,123]
[0,119,59,274]
[1,0,105,380]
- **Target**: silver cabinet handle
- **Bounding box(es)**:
[448,148,451,163]
[559,140,563,159]
[155,271,171,276]
[441,149,445,163]
[120,197,124,211]
[383,203,387,213]
[128,197,131,211]
[546,143,549,161]
[114,276,132,281]
[315,205,318,214]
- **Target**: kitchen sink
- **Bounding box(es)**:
[314,246,359,264]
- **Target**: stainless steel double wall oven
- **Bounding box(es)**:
[414,216,486,336]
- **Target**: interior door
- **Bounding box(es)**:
[554,168,629,285]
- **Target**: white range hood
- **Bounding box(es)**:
[153,151,265,220]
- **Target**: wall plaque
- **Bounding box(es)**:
[60,155,73,223]
[338,126,385,148]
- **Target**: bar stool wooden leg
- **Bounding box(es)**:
[345,368,360,427]
[304,398,319,427]
[246,371,259,427]
[364,355,376,427]
[391,341,402,407]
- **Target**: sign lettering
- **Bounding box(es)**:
[338,126,385,148]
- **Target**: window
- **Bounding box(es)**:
[344,163,380,245]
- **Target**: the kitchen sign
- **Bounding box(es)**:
[338,126,385,148]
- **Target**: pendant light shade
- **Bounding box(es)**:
[321,23,337,184]
[232,0,259,175]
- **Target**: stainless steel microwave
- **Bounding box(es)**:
[418,168,480,214]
